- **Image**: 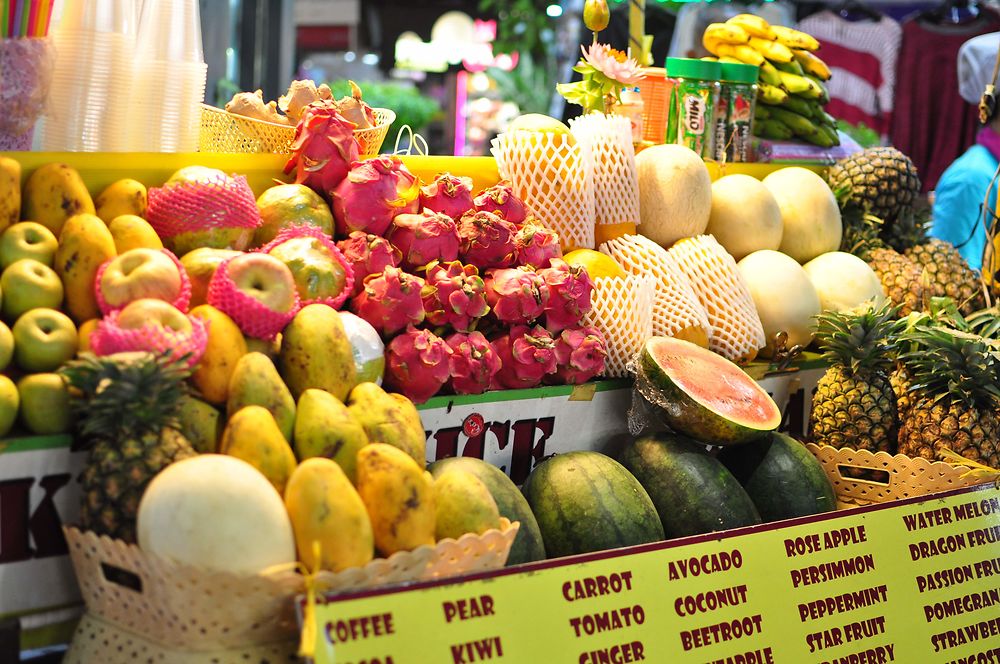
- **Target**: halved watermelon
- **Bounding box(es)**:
[638,336,781,445]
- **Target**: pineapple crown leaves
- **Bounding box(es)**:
[838,203,888,258]
[898,325,1000,409]
[813,302,905,373]
[58,351,193,442]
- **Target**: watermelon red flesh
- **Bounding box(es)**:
[639,336,781,445]
[522,451,664,560]
[621,434,761,538]
[429,457,546,566]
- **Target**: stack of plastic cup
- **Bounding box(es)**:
[40,0,138,151]
[125,0,207,152]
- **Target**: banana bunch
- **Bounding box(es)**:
[702,14,838,148]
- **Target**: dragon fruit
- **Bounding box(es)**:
[419,173,474,220]
[484,266,550,325]
[551,326,607,385]
[473,181,528,224]
[283,100,360,199]
[422,261,490,332]
[514,221,562,269]
[538,258,594,333]
[332,156,420,237]
[384,325,453,404]
[446,331,501,395]
[388,210,461,270]
[350,265,425,337]
[336,231,400,295]
[458,210,518,269]
[491,325,558,390]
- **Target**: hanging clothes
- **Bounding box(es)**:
[796,10,902,141]
[891,11,1000,192]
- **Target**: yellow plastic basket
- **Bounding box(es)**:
[199,105,396,157]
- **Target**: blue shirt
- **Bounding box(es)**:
[931,144,999,271]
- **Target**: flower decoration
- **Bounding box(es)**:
[557,43,646,115]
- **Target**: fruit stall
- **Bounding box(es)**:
[2,5,1000,664]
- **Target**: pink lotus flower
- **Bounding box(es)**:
[580,43,644,87]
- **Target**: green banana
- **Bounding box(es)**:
[777,70,812,95]
[817,110,838,128]
[758,59,783,87]
[817,124,840,147]
[797,75,829,103]
[767,107,821,139]
[755,118,794,140]
[757,83,789,105]
[754,105,771,121]
[772,59,805,76]
[780,95,817,118]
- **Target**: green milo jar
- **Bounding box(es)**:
[665,57,721,158]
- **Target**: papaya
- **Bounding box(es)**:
[294,388,369,483]
[108,214,162,253]
[356,443,435,555]
[95,179,148,223]
[432,470,500,541]
[226,352,295,443]
[189,304,247,405]
[54,213,116,322]
[23,163,95,236]
[220,405,297,495]
[279,304,357,401]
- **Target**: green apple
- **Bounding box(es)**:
[0,320,12,371]
[254,184,335,247]
[226,253,298,313]
[12,308,78,372]
[117,298,193,335]
[267,236,348,302]
[0,374,18,437]
[180,248,242,308]
[17,373,72,435]
[1,259,64,322]
[0,222,59,269]
[99,248,183,310]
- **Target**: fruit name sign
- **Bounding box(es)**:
[302,482,1000,664]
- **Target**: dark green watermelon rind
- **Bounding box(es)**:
[638,340,780,445]
[621,434,761,538]
[429,457,546,566]
[522,451,665,560]
[719,432,837,522]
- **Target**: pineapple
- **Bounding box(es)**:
[60,352,197,543]
[897,326,1000,468]
[827,147,921,227]
[809,303,906,454]
[905,238,984,316]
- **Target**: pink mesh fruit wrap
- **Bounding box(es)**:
[258,224,354,309]
[94,249,192,315]
[91,312,208,368]
[206,257,300,340]
[147,175,261,239]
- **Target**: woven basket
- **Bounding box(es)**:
[199,105,395,156]
[805,444,987,508]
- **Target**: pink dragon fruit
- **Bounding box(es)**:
[283,100,360,199]
[384,325,453,404]
[332,155,420,237]
[458,210,518,269]
[336,231,401,295]
[551,326,607,385]
[538,258,594,333]
[350,265,425,337]
[514,221,562,269]
[484,266,550,325]
[491,325,557,390]
[473,181,528,224]
[422,261,490,332]
[419,173,474,220]
[387,210,461,270]
[446,331,501,395]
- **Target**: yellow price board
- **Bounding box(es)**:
[304,483,1000,664]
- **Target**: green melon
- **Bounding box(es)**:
[429,457,545,566]
[719,432,837,522]
[621,434,761,538]
[638,336,781,445]
[522,451,664,559]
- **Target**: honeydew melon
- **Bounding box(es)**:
[803,251,887,313]
[706,175,783,261]
[762,167,842,263]
[636,145,712,248]
[737,250,821,357]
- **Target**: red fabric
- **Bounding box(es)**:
[891,12,1000,191]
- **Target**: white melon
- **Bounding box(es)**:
[706,175,783,261]
[737,250,821,357]
[761,167,842,263]
[137,455,296,574]
[803,251,888,313]
[340,312,385,385]
[636,145,712,248]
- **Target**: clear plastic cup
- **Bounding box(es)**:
[134,0,203,63]
[56,0,139,36]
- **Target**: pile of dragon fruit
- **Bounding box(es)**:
[283,112,608,403]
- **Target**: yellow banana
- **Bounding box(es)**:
[748,36,793,63]
[701,56,719,62]
[702,23,750,54]
[719,56,743,65]
[726,14,776,40]
[772,25,820,51]
[777,70,812,94]
[792,49,832,81]
[716,43,764,66]
[758,59,783,87]
[757,83,789,105]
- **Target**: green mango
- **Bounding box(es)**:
[294,388,369,483]
[227,352,296,443]
[279,304,357,401]
[347,382,426,467]
[176,395,221,453]
[221,405,297,495]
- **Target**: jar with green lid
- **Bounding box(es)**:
[665,57,720,158]
[714,62,759,163]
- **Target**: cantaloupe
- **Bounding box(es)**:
[635,145,712,248]
[706,175,783,261]
[137,455,296,574]
[803,251,888,313]
[761,167,842,264]
[737,250,821,357]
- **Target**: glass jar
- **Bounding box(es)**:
[665,57,721,158]
[716,62,759,163]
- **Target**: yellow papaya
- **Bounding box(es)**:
[23,163,95,236]
[108,214,162,253]
[95,179,148,223]
[189,304,248,405]
[54,213,116,322]
[0,157,21,234]
[356,443,435,555]
[220,405,297,495]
